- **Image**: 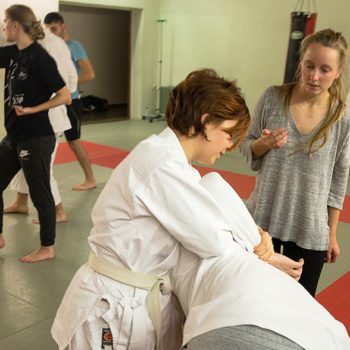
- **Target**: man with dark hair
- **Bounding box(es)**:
[44,12,96,191]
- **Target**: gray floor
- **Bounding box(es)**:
[0,119,349,349]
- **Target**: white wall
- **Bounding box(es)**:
[0,0,58,22]
[159,0,350,113]
[62,0,350,119]
[2,0,350,122]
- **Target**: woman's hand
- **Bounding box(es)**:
[269,253,304,281]
[259,128,288,150]
[252,128,288,159]
[254,226,274,262]
[326,207,341,263]
[14,105,37,116]
[326,236,340,263]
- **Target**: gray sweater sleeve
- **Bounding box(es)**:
[239,86,278,171]
[327,107,350,209]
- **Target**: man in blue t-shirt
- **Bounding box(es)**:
[44,12,97,191]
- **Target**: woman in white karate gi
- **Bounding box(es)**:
[52,69,281,350]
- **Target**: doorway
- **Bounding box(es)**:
[59,4,131,123]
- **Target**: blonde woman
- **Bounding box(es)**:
[0,5,71,262]
[240,29,350,296]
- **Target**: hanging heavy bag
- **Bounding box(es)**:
[283,0,317,83]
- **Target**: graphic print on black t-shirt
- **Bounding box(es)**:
[1,42,66,142]
[4,58,21,135]
[6,58,25,106]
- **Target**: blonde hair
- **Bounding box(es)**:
[280,29,348,157]
[6,4,45,41]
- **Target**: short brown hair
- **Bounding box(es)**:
[44,12,65,25]
[166,69,250,150]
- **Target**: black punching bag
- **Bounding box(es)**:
[283,3,317,83]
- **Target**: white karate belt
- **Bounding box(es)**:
[88,251,172,350]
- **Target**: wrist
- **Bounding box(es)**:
[252,138,269,159]
[329,232,337,240]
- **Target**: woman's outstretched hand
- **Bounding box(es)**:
[260,128,288,150]
[252,128,288,159]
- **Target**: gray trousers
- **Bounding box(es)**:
[184,325,304,350]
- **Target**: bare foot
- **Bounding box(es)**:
[20,246,54,263]
[4,203,29,214]
[0,234,5,249]
[32,212,67,224]
[72,180,97,191]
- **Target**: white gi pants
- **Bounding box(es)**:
[68,291,183,350]
[69,299,113,350]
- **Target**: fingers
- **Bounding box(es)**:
[254,227,274,262]
[14,105,25,116]
[255,249,272,262]
[290,267,302,281]
[261,128,288,149]
[325,249,340,263]
[282,256,303,270]
[270,128,286,138]
[291,260,304,269]
[254,241,273,259]
[14,105,22,115]
[286,258,303,281]
[270,128,288,148]
[257,226,263,235]
[330,250,340,263]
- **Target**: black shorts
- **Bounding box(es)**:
[65,98,83,141]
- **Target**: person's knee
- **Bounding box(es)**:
[68,139,81,151]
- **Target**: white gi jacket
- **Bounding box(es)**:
[174,173,350,350]
[51,127,238,349]
[40,28,77,133]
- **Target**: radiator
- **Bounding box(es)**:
[159,86,173,115]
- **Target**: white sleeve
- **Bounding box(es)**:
[199,172,261,251]
[52,38,77,93]
[40,32,77,92]
[135,161,235,259]
[67,57,78,93]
